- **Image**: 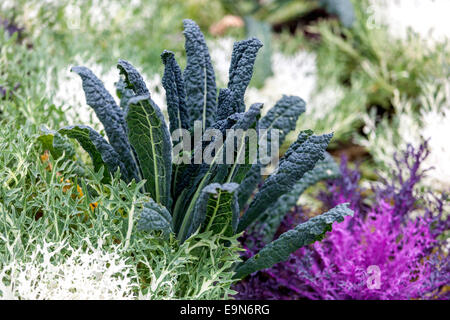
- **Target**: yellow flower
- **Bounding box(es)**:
[77,185,84,198]
[61,178,72,193]
[40,151,49,162]
[89,202,98,211]
[40,151,53,171]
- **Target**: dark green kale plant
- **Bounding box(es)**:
[39,19,353,279]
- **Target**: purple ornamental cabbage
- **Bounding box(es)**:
[233,142,449,300]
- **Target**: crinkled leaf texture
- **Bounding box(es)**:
[237,95,306,208]
[71,66,139,183]
[238,131,333,232]
[227,37,263,113]
[117,59,173,207]
[161,50,190,134]
[137,198,173,238]
[38,20,349,280]
[233,203,354,279]
[185,183,239,242]
[258,152,340,242]
[216,88,235,122]
[117,59,150,96]
[222,102,263,184]
[183,19,217,130]
[126,95,172,208]
[259,95,306,143]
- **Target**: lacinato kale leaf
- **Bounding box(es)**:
[238,132,333,232]
[161,50,190,134]
[257,152,341,242]
[216,88,235,122]
[183,19,217,130]
[71,66,139,183]
[126,95,172,208]
[137,198,173,238]
[233,203,353,279]
[58,125,125,183]
[187,182,240,241]
[237,95,306,208]
[117,59,150,96]
[227,38,262,113]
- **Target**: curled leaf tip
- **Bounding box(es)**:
[160,50,175,63]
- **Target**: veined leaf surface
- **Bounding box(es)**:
[126,95,172,208]
[184,183,239,242]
